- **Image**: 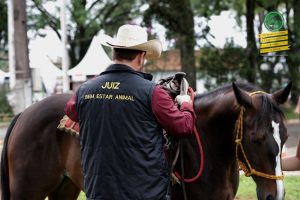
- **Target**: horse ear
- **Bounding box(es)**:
[272,81,292,104]
[232,82,252,108]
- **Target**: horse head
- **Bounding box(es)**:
[232,81,292,200]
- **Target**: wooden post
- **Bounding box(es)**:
[61,0,70,93]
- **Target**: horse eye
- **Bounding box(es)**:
[251,137,262,145]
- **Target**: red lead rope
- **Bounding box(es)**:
[174,87,205,183]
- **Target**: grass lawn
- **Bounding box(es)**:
[76,175,300,200]
[282,103,298,120]
[235,175,300,200]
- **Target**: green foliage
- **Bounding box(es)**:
[0,0,7,50]
[0,85,13,116]
[198,39,248,90]
[0,51,8,72]
[283,106,299,120]
[191,0,231,17]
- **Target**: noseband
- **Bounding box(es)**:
[235,91,284,180]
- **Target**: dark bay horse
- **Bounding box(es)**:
[0,81,292,200]
[171,82,292,200]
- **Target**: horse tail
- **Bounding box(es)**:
[0,113,22,200]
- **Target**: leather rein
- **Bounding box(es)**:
[173,86,205,183]
[160,75,205,184]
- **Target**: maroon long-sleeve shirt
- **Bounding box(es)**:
[65,85,195,136]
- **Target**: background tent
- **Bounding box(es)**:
[29,48,63,95]
[68,35,112,82]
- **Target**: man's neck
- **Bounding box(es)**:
[114,60,142,71]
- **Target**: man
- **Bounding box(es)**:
[65,24,195,200]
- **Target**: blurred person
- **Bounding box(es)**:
[282,98,300,171]
[64,24,195,200]
[282,139,300,171]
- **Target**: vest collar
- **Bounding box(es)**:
[100,64,153,81]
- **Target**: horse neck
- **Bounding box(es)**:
[194,91,241,154]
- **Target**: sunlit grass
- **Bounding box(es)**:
[235,175,300,200]
[282,103,298,120]
[75,175,300,200]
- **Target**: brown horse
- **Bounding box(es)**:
[0,81,292,200]
[171,82,292,200]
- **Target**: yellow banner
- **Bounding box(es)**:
[260,41,288,48]
[258,30,288,38]
[260,36,288,43]
[260,45,290,54]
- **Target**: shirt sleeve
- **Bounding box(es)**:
[64,92,79,122]
[152,85,195,136]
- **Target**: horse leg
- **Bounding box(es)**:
[48,176,81,200]
[8,163,66,200]
[8,127,67,199]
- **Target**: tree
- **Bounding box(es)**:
[245,0,257,83]
[285,0,300,103]
[0,0,7,50]
[27,0,142,68]
[0,0,8,71]
[219,0,300,97]
[199,39,248,90]
[144,0,197,89]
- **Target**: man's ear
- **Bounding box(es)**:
[137,52,146,69]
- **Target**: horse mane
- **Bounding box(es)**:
[194,82,285,121]
[196,82,261,99]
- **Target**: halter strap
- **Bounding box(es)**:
[235,91,284,180]
[249,91,268,96]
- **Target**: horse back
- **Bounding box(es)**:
[1,113,21,200]
[1,93,80,199]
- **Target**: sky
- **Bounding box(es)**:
[206,11,247,48]
[28,10,247,63]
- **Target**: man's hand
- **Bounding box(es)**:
[175,94,192,106]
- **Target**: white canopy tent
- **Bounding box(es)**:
[28,32,64,96]
[29,49,63,95]
[68,35,112,82]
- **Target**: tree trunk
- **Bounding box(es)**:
[14,0,30,80]
[11,0,32,114]
[286,0,300,104]
[179,35,196,90]
[245,0,257,83]
[176,0,196,89]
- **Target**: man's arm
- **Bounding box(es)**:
[152,85,195,136]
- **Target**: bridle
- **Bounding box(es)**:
[235,91,284,180]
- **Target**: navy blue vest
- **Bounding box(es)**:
[76,64,168,200]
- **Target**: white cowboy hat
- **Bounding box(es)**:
[101,24,162,60]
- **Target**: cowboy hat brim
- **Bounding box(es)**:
[100,35,162,60]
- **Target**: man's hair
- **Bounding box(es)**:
[112,48,145,61]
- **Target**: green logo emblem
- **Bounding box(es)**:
[264,11,284,32]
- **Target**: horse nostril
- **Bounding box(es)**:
[266,195,275,200]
